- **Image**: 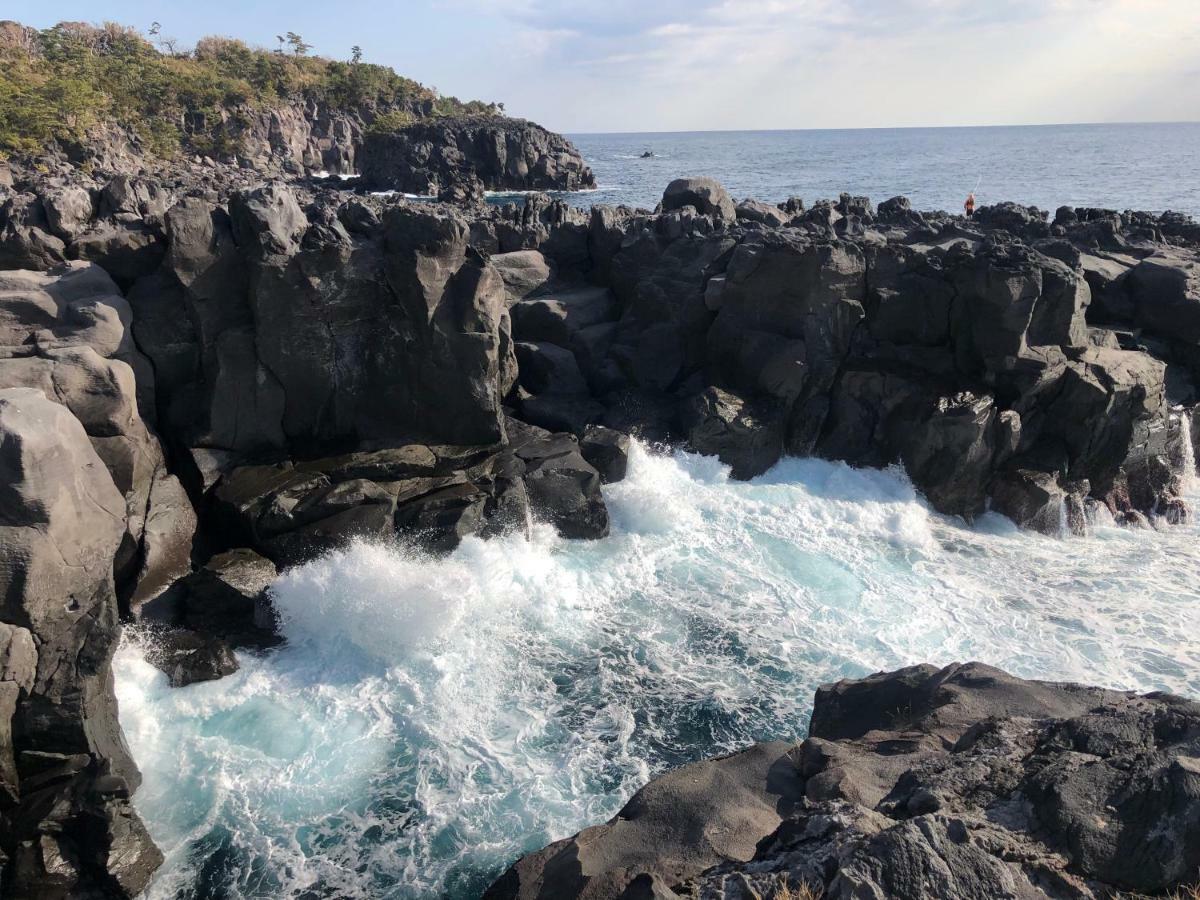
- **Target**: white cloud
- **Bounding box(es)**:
[445,0,1200,131]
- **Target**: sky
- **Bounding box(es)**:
[6,1,1199,133]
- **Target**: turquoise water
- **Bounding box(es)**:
[559,123,1200,216]
[116,443,1200,899]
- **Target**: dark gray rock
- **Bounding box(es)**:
[516,392,605,436]
[488,662,1200,900]
[510,286,619,346]
[709,232,866,452]
[734,199,787,227]
[0,192,66,269]
[989,466,1072,534]
[515,340,590,396]
[682,386,784,480]
[147,629,240,687]
[359,116,595,196]
[0,387,161,898]
[147,549,281,648]
[609,226,737,392]
[509,420,609,539]
[662,178,737,222]
[395,478,492,552]
[579,425,631,484]
[1129,253,1200,343]
[68,221,165,289]
[42,184,95,240]
[491,249,552,303]
[484,741,799,900]
[899,391,1000,519]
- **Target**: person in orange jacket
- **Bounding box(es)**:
[965,192,976,217]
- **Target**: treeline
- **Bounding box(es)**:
[0,20,503,159]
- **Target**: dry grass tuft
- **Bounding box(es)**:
[771,876,823,900]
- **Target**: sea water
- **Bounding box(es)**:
[561,123,1200,216]
[115,442,1200,899]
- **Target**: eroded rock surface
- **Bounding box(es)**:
[4,159,1200,896]
[359,116,595,198]
[0,388,161,897]
[487,662,1200,900]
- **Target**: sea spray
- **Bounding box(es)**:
[1175,406,1199,496]
[116,442,1200,899]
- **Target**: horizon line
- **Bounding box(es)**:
[565,119,1200,136]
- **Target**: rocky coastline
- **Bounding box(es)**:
[358,115,597,201]
[486,661,1200,899]
[2,129,1200,897]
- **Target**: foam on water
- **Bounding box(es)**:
[115,442,1200,898]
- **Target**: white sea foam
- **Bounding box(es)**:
[116,441,1200,898]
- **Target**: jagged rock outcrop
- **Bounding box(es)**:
[132,185,514,456]
[486,662,1200,899]
[0,263,196,605]
[3,159,1200,896]
[0,388,161,897]
[486,180,1200,532]
[359,116,596,198]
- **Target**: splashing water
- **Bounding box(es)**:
[1175,408,1199,496]
[115,443,1200,899]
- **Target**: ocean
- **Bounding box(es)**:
[115,125,1200,899]
[116,444,1200,899]
[558,123,1200,218]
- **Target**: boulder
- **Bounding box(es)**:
[490,249,552,303]
[899,392,1000,518]
[395,478,493,552]
[0,192,66,270]
[128,468,197,609]
[662,178,737,222]
[510,286,619,346]
[42,185,95,240]
[682,386,784,480]
[0,266,189,597]
[817,368,934,466]
[579,425,631,484]
[146,549,280,648]
[229,183,307,258]
[514,340,590,396]
[735,199,787,227]
[509,420,609,539]
[609,225,735,392]
[1079,251,1135,324]
[866,244,956,348]
[989,466,1071,534]
[68,222,165,289]
[950,240,1088,375]
[147,630,239,687]
[211,463,395,563]
[1038,347,1167,497]
[1129,253,1200,343]
[0,261,136,359]
[516,393,605,436]
[484,741,799,900]
[971,201,1049,237]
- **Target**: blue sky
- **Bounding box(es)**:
[7,1,1198,132]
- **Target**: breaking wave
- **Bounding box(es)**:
[115,442,1200,898]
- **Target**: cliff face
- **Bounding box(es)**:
[358,116,596,199]
[1,163,1200,895]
